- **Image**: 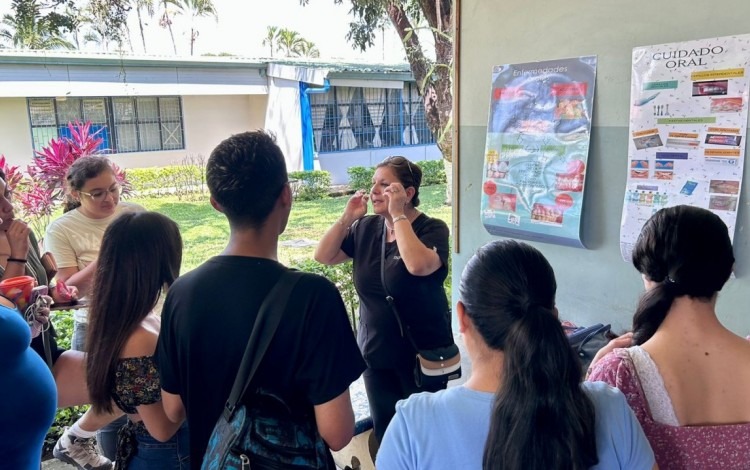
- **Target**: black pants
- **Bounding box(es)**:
[363,366,446,447]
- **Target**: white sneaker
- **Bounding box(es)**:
[53,427,113,470]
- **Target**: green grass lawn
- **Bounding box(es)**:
[128,184,451,272]
[43,184,451,455]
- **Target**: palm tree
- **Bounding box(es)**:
[261,25,279,58]
[277,28,303,58]
[158,0,178,54]
[297,39,320,58]
[134,0,154,53]
[175,0,217,56]
[0,0,74,49]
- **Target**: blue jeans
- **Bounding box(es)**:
[72,319,128,460]
[128,422,190,469]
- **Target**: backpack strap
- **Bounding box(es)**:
[223,270,303,420]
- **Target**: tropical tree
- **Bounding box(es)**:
[80,0,131,52]
[298,39,320,58]
[134,0,154,53]
[302,0,455,203]
[0,0,75,49]
[261,25,279,58]
[175,0,217,56]
[277,28,303,58]
[158,0,178,54]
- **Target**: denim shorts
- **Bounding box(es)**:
[127,422,190,469]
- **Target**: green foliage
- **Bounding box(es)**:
[127,155,206,201]
[419,160,446,186]
[46,310,88,456]
[50,309,74,350]
[0,0,76,49]
[290,258,359,333]
[346,166,374,191]
[45,404,89,456]
[288,170,331,201]
[347,161,445,190]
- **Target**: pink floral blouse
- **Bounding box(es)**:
[589,348,750,469]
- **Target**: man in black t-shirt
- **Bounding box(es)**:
[156,131,366,469]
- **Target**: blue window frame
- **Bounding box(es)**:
[27,96,185,154]
[309,83,435,153]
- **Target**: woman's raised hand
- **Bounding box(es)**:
[384,182,408,217]
[344,190,369,222]
[6,219,30,259]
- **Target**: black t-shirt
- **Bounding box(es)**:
[156,257,366,469]
[341,214,452,369]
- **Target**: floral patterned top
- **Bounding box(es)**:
[589,348,750,469]
[113,355,162,414]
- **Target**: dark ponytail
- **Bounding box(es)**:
[484,305,597,469]
[631,206,734,344]
[460,240,597,470]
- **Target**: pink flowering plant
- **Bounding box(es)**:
[1,121,131,236]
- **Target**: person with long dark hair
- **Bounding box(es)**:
[589,205,750,468]
[47,155,144,467]
[85,211,188,469]
[377,240,656,469]
[315,156,453,446]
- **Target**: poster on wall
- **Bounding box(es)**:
[620,34,750,261]
[480,56,597,248]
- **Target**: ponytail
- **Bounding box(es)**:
[482,305,598,470]
[63,194,81,213]
[631,281,680,345]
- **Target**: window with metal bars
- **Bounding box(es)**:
[27,96,185,154]
[309,82,435,153]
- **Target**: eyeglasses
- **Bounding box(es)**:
[80,184,120,202]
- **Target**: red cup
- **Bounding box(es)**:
[0,275,36,311]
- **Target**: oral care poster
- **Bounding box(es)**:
[619,34,750,261]
[480,56,597,248]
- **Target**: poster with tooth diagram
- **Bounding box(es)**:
[620,34,750,261]
[481,56,597,248]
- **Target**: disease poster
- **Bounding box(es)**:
[620,34,750,261]
[480,56,597,248]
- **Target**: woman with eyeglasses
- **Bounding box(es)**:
[315,156,454,448]
[45,155,144,467]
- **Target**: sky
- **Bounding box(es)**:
[0,0,419,63]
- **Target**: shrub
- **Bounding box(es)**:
[419,160,446,186]
[290,258,359,333]
[347,160,445,190]
[128,155,206,201]
[288,170,331,201]
[347,166,375,192]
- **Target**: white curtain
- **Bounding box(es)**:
[402,85,419,145]
[337,87,357,150]
[365,88,386,148]
[310,93,327,152]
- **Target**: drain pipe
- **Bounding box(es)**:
[300,78,331,171]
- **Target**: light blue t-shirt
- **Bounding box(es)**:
[377,381,655,470]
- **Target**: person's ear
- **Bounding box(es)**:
[279,182,292,208]
[209,196,224,214]
[457,301,469,334]
[553,306,559,319]
[405,186,416,204]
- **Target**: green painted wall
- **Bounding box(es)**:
[455,0,750,334]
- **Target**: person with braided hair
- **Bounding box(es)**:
[589,205,750,469]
